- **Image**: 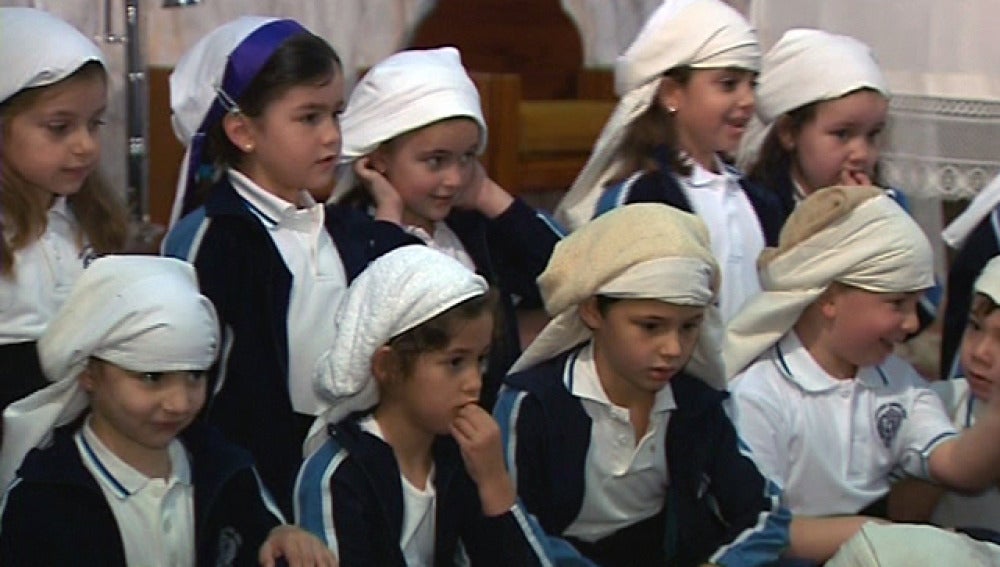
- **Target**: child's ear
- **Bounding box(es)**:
[776,115,797,151]
[367,148,389,175]
[655,76,683,115]
[222,112,256,154]
[79,364,96,392]
[371,345,398,385]
[818,286,842,320]
[578,297,604,331]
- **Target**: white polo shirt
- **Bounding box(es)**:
[929,378,1000,530]
[403,222,475,272]
[562,343,672,542]
[76,421,195,567]
[680,159,764,323]
[0,197,91,344]
[728,332,957,516]
[230,170,346,416]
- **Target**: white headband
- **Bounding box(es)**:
[0,256,219,489]
[0,7,106,104]
[511,203,726,389]
[555,0,760,231]
[973,256,1000,305]
[724,191,935,377]
[305,245,488,453]
[330,47,487,203]
[738,29,888,169]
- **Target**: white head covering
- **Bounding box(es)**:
[554,0,760,231]
[724,186,935,377]
[0,7,106,104]
[737,29,889,169]
[305,245,488,453]
[973,256,1000,304]
[168,16,311,226]
[510,203,726,389]
[942,171,1000,250]
[330,47,487,202]
[0,256,219,490]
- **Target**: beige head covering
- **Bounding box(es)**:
[0,256,219,489]
[510,203,725,389]
[305,245,488,453]
[724,186,935,377]
[554,0,760,231]
[0,7,106,104]
[330,47,487,203]
[738,29,889,169]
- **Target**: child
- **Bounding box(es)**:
[555,0,784,322]
[495,204,864,566]
[331,47,562,409]
[727,186,1000,521]
[0,256,334,566]
[922,256,1000,532]
[161,17,418,517]
[0,7,128,412]
[296,245,550,565]
[941,171,1000,378]
[739,28,940,340]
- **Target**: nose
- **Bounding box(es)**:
[900,301,920,335]
[72,126,99,157]
[442,163,465,188]
[161,378,199,415]
[659,331,683,359]
[849,137,877,169]
[464,367,483,401]
[325,115,342,151]
[737,80,755,110]
[971,332,995,365]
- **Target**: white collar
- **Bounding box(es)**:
[772,332,889,393]
[566,343,676,414]
[228,169,321,231]
[684,155,738,188]
[78,419,192,499]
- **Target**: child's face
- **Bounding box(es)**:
[783,90,887,194]
[581,298,703,404]
[3,73,106,198]
[659,68,756,170]
[238,72,345,202]
[394,311,492,435]
[372,117,480,232]
[960,302,1000,401]
[816,286,921,376]
[82,360,207,461]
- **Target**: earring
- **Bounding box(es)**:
[244,144,254,152]
[666,105,677,114]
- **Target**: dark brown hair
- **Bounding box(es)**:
[0,62,127,276]
[385,288,500,377]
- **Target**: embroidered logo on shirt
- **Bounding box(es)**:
[215,526,243,567]
[875,402,907,448]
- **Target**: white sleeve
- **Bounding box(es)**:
[729,367,793,487]
[897,378,959,480]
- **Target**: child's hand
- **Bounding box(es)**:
[840,168,873,187]
[450,403,516,515]
[258,525,338,567]
[454,162,514,219]
[353,157,405,224]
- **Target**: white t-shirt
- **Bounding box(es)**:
[562,343,672,542]
[0,197,90,344]
[76,421,195,567]
[929,378,1000,531]
[359,416,437,565]
[679,159,764,322]
[230,170,346,416]
[728,331,957,515]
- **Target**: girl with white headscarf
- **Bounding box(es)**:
[494,203,831,565]
[727,187,1000,529]
[296,245,551,566]
[0,7,128,414]
[0,256,335,567]
[554,0,780,324]
[159,17,419,519]
[331,47,563,410]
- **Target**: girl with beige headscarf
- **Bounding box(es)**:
[728,187,1000,529]
[554,0,782,324]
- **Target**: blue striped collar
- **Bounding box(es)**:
[773,332,889,393]
[75,421,192,499]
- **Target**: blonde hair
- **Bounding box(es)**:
[0,62,127,276]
